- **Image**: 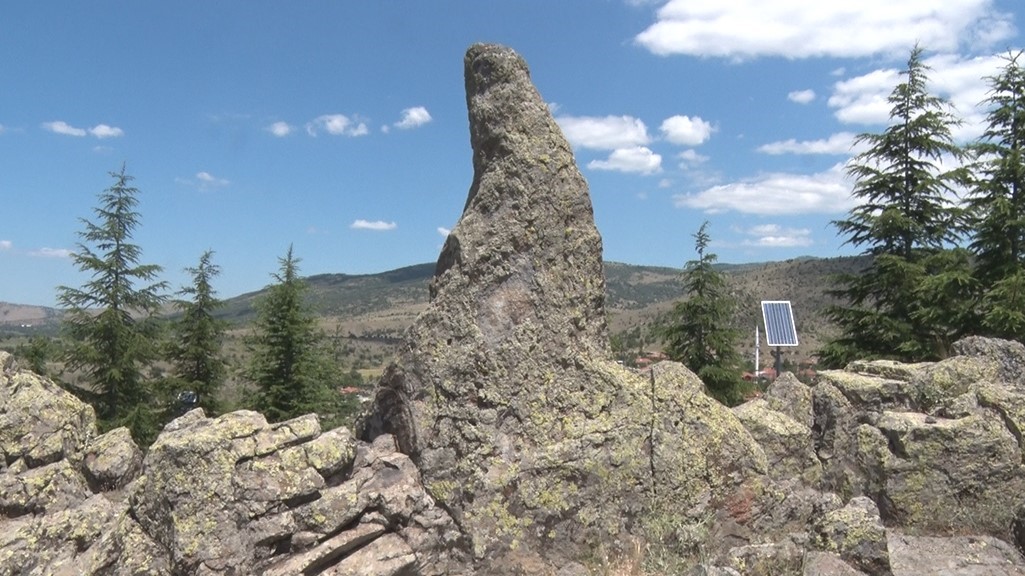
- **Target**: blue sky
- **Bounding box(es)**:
[2,1,1023,307]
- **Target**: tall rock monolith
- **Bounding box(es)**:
[365,43,767,570]
[367,42,614,561]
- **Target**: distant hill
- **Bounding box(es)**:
[0,302,61,328]
[216,255,866,365]
[4,256,867,367]
[603,256,869,363]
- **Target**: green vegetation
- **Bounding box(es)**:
[660,222,747,405]
[822,46,971,366]
[9,167,370,448]
[16,335,55,376]
[246,246,360,427]
[166,250,228,416]
[968,51,1025,340]
[822,47,1025,366]
[57,166,169,445]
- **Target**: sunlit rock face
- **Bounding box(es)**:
[364,43,767,571]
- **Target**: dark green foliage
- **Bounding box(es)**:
[660,222,746,405]
[15,335,54,375]
[57,166,168,445]
[980,269,1025,337]
[167,250,228,415]
[968,52,1025,340]
[823,46,969,367]
[911,248,979,358]
[247,246,339,424]
[835,46,965,258]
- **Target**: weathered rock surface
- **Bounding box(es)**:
[364,43,767,570]
[687,335,1025,574]
[6,43,1025,576]
[887,531,1025,576]
[733,398,820,482]
[812,496,890,576]
[0,351,462,576]
[813,338,1025,539]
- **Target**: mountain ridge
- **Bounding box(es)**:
[2,256,864,364]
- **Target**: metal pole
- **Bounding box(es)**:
[755,324,760,377]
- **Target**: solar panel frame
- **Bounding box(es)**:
[762,301,799,347]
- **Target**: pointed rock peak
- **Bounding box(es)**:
[366,43,623,560]
[432,42,609,356]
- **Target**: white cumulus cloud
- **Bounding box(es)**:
[177,171,230,191]
[677,149,709,167]
[0,240,11,250]
[42,121,86,137]
[556,115,650,150]
[660,115,715,146]
[43,121,124,138]
[437,227,451,237]
[828,52,1008,140]
[788,89,816,104]
[89,124,123,138]
[829,68,901,125]
[634,0,1015,59]
[588,147,662,174]
[758,132,860,155]
[196,171,230,188]
[351,219,397,231]
[29,247,72,258]
[267,121,293,137]
[673,163,854,215]
[306,114,369,137]
[740,224,814,247]
[394,106,432,130]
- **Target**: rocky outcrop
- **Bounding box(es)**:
[690,336,1025,574]
[0,351,462,576]
[364,43,767,570]
[813,337,1025,539]
[6,42,1025,576]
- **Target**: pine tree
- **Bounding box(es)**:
[58,165,168,444]
[822,45,967,366]
[660,222,745,405]
[247,246,335,423]
[167,250,227,415]
[967,51,1025,340]
[15,336,55,376]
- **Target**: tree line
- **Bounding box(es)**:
[823,47,1025,366]
[661,47,1025,403]
[39,165,360,445]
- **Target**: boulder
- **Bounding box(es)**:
[812,497,890,576]
[868,410,1024,534]
[0,493,126,576]
[0,353,131,576]
[765,372,815,429]
[814,339,1025,541]
[733,398,820,481]
[81,426,142,491]
[803,551,868,575]
[128,410,463,576]
[0,350,464,575]
[0,354,96,473]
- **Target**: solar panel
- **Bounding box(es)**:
[762,301,799,347]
